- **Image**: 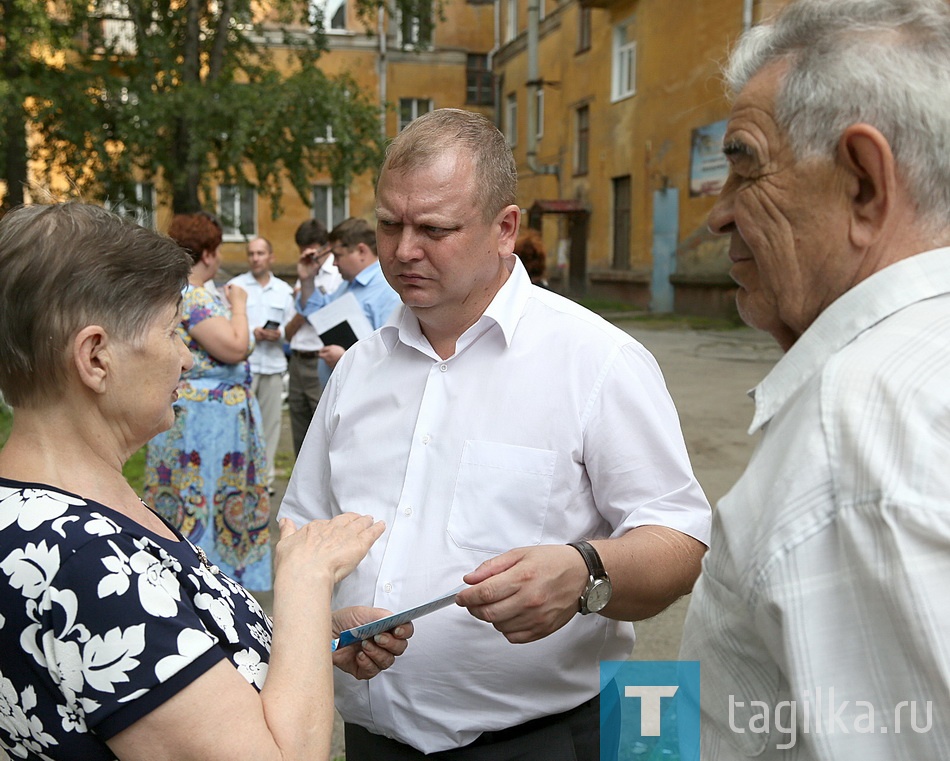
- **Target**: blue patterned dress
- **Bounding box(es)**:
[144,285,272,591]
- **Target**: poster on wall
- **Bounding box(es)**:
[689,119,729,197]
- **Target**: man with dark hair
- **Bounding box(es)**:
[680,1,950,758]
[283,218,341,455]
[312,217,400,371]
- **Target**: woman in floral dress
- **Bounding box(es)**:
[144,212,271,590]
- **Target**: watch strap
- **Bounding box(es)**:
[568,540,607,580]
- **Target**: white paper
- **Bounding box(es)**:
[306,291,373,345]
[331,584,467,651]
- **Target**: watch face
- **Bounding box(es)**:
[585,578,612,613]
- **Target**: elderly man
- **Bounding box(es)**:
[280,109,711,760]
[680,1,950,758]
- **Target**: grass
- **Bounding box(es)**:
[0,402,148,492]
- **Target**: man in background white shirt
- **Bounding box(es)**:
[679,1,950,758]
[227,237,294,493]
[283,219,342,455]
[280,109,711,760]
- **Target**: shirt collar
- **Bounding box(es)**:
[352,259,382,288]
[750,247,950,433]
[381,256,528,357]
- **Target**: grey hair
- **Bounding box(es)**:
[378,108,518,220]
[0,203,191,408]
[725,0,950,230]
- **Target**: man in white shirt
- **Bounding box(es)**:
[227,237,294,493]
[679,1,950,758]
[280,109,711,760]
[283,219,342,455]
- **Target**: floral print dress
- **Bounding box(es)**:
[0,479,273,760]
[144,285,272,591]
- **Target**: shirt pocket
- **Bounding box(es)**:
[447,440,557,554]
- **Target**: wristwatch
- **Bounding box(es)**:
[567,540,612,615]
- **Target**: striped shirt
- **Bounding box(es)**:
[680,247,950,759]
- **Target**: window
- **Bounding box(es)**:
[575,105,589,175]
[466,54,494,106]
[535,87,544,140]
[577,6,591,53]
[506,0,517,42]
[101,0,136,53]
[399,5,433,49]
[612,17,637,101]
[612,175,632,270]
[399,98,433,131]
[310,0,347,31]
[218,185,257,240]
[312,185,348,230]
[505,93,518,147]
[106,182,155,228]
[538,0,545,22]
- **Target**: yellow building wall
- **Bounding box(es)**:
[213,1,496,271]
[494,0,793,312]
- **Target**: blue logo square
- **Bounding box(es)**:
[600,660,700,761]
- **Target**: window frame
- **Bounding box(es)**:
[577,6,592,54]
[611,16,637,102]
[311,184,349,230]
[310,0,348,33]
[505,0,518,42]
[574,104,589,176]
[466,53,494,106]
[217,185,257,242]
[105,182,156,229]
[397,4,434,50]
[506,92,518,147]
[398,98,434,132]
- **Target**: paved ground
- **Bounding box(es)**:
[255,321,782,757]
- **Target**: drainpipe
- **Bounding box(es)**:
[378,7,387,138]
[526,0,558,177]
[742,0,753,31]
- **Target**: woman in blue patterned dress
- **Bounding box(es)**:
[144,212,271,590]
[0,203,408,760]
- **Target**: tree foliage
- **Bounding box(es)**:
[0,0,389,217]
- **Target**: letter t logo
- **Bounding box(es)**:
[625,685,679,736]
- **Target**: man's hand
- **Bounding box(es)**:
[253,327,282,343]
[455,545,589,644]
[331,606,413,679]
[297,246,330,305]
[318,344,346,369]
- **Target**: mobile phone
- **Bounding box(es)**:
[263,320,280,330]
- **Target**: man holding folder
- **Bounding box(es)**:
[297,217,400,376]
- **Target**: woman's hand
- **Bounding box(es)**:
[276,514,385,587]
[331,607,413,680]
[224,283,247,310]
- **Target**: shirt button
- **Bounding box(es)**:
[384,583,393,593]
[403,506,413,516]
[440,364,448,372]
[422,434,431,445]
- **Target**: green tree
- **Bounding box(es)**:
[1,0,386,217]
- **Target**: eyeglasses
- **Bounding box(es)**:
[302,245,333,262]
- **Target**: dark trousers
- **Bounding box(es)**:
[344,692,617,761]
[287,353,321,455]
